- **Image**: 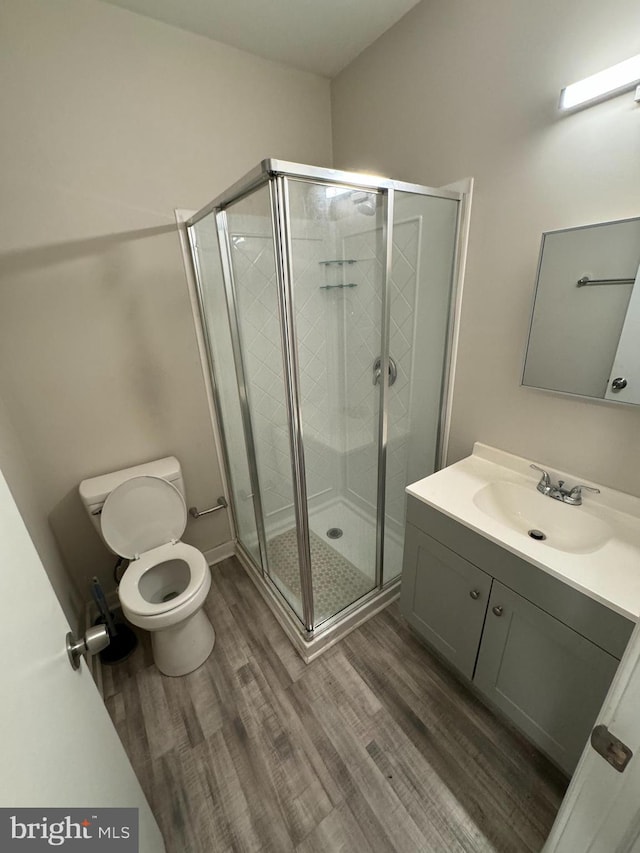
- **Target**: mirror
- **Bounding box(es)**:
[523,216,640,405]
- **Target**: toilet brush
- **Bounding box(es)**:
[91,577,117,636]
[91,577,138,664]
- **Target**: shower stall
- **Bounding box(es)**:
[185,160,468,660]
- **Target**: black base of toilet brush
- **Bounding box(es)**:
[94,616,138,665]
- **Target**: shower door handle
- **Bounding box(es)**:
[373,355,397,386]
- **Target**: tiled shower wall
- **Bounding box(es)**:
[226,202,424,540]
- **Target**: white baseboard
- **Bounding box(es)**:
[205,540,235,566]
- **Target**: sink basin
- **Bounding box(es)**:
[472,481,612,554]
[406,442,640,621]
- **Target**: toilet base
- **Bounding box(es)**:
[151,608,215,677]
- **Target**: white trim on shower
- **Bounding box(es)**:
[174,208,235,541]
[436,177,474,468]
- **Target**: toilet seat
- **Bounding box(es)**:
[102,474,210,620]
[118,541,209,619]
[91,465,215,675]
[101,474,187,558]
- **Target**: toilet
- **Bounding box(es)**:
[79,457,215,677]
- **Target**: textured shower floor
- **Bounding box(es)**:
[309,498,404,583]
[267,528,374,625]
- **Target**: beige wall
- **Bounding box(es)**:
[0,0,332,611]
[331,0,640,495]
[0,392,82,629]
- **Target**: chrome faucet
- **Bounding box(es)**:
[530,464,600,506]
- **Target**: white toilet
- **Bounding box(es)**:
[79,457,215,677]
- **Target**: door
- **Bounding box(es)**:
[218,185,309,624]
[382,191,459,583]
[286,178,383,626]
[474,581,619,776]
[188,210,263,568]
[543,618,640,852]
[399,524,492,679]
[0,467,165,851]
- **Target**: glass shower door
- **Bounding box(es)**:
[382,191,459,582]
[189,213,262,567]
[188,162,465,642]
[286,179,384,626]
[220,186,310,624]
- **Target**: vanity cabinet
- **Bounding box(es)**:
[400,528,492,679]
[401,497,634,775]
[474,581,619,775]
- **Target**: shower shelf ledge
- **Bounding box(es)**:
[320,283,357,290]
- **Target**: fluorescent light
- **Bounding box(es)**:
[559,53,640,110]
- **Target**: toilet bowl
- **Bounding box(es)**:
[83,467,215,677]
[117,541,214,677]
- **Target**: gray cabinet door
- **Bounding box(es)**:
[474,581,619,775]
[400,524,492,679]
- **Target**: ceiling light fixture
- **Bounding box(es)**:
[559,53,640,111]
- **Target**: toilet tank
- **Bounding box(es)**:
[79,456,185,539]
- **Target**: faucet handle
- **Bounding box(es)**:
[530,464,551,486]
[569,484,601,497]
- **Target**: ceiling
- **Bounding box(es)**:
[98,0,422,77]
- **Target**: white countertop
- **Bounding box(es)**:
[406,443,640,622]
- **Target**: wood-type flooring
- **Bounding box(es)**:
[104,557,567,853]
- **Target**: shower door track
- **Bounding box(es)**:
[185,159,460,226]
[235,539,402,663]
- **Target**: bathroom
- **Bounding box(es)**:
[1,0,639,849]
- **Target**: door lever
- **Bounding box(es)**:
[590,724,633,772]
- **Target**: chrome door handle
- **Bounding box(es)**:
[373,355,398,386]
[469,589,480,600]
[66,625,110,670]
[492,605,504,617]
[611,377,627,392]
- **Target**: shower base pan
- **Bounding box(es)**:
[234,543,400,664]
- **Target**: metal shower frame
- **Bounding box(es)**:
[186,159,465,659]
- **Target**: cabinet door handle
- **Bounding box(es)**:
[492,605,504,617]
[469,589,480,600]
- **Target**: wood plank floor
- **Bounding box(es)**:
[103,558,567,853]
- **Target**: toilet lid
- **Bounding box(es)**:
[101,475,187,558]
